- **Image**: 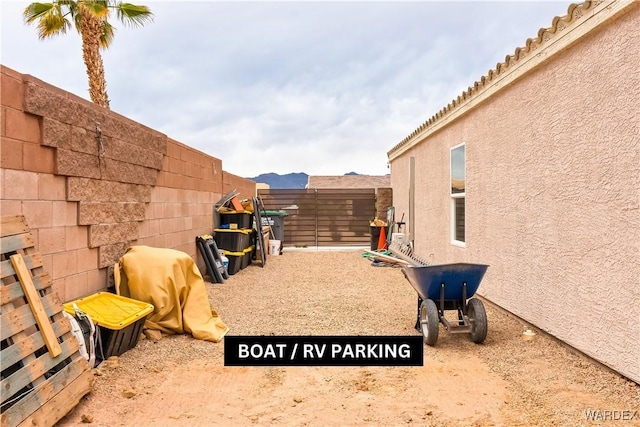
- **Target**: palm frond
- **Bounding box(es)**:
[23,2,54,23]
[82,1,110,18]
[24,2,70,38]
[116,3,153,27]
[73,9,83,33]
[100,20,116,48]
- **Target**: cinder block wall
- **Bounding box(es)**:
[223,170,257,201]
[0,66,256,302]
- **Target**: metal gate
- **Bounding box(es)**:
[257,189,376,247]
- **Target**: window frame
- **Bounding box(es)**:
[450,142,466,247]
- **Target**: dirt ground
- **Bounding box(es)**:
[57,250,638,427]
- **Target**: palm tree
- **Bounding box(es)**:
[24,1,153,109]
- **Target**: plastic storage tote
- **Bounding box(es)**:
[214,228,253,252]
[64,292,154,360]
[219,211,253,229]
[220,246,254,275]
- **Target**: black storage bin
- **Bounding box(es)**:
[370,226,383,250]
[241,246,254,269]
[221,249,243,275]
[63,292,153,361]
[97,318,147,360]
[220,211,253,229]
[214,228,252,252]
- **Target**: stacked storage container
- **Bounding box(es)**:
[219,211,253,230]
[63,292,154,361]
[214,214,255,275]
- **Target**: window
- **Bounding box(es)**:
[450,143,465,246]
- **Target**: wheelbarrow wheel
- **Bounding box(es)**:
[467,298,487,344]
[420,299,439,346]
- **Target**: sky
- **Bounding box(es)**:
[1,1,571,178]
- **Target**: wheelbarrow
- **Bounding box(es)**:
[402,263,489,346]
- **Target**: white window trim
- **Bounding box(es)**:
[450,142,466,247]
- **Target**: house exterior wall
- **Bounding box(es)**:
[0,66,256,302]
[389,2,639,382]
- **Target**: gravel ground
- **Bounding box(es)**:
[57,250,639,426]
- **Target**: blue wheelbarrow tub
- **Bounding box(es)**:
[403,263,489,302]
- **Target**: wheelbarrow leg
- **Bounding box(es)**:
[459,281,468,325]
[414,296,423,332]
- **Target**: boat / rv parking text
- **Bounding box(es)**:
[225,336,423,366]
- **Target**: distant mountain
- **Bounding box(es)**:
[249,172,309,189]
[249,172,364,189]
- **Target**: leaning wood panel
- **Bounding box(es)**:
[0,294,60,341]
[0,254,43,279]
[0,273,52,305]
[10,254,61,357]
[1,337,79,404]
[2,361,92,427]
[0,215,29,237]
[1,215,92,427]
[0,235,36,255]
[0,321,70,368]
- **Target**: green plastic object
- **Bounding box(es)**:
[261,210,288,217]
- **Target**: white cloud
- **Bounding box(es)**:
[1,0,571,177]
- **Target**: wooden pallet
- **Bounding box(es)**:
[1,215,93,427]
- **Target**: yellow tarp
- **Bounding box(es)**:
[114,245,229,342]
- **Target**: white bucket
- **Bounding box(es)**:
[269,240,281,256]
[220,254,229,273]
[392,233,406,244]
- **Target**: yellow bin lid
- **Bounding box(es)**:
[64,292,154,330]
[221,246,255,257]
[213,228,253,235]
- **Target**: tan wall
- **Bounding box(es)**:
[389,4,639,382]
[223,171,257,200]
[308,175,390,189]
[0,66,256,302]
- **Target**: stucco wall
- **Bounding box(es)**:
[1,66,256,302]
[389,4,639,382]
